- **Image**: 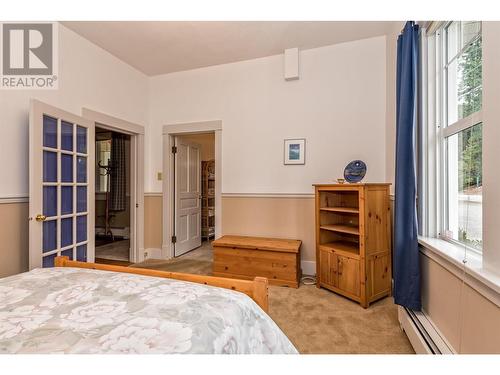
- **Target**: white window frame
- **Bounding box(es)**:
[424,21,483,255]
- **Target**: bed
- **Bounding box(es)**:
[0,256,297,354]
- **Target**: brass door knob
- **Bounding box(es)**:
[35,214,47,222]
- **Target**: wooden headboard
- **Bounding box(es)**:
[54,256,269,312]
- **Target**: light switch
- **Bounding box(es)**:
[157,172,162,180]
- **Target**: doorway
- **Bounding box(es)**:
[94,127,131,264]
[83,108,145,265]
[162,120,222,260]
[173,133,215,257]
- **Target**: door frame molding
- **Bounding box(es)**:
[82,108,145,263]
[162,120,222,260]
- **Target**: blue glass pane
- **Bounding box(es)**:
[43,220,57,253]
[77,126,87,154]
[61,154,73,183]
[77,186,87,212]
[43,186,57,217]
[43,151,57,182]
[77,156,87,183]
[76,215,87,243]
[61,248,73,260]
[61,217,73,248]
[43,115,57,149]
[61,186,73,215]
[42,253,56,268]
[61,121,73,151]
[76,244,87,262]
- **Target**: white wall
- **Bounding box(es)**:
[0,23,148,199]
[148,36,387,194]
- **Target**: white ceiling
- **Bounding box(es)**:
[62,21,398,76]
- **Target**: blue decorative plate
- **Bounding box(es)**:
[344,160,367,183]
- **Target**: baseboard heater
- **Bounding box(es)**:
[398,306,454,354]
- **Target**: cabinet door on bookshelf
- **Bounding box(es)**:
[319,249,338,287]
[337,256,360,297]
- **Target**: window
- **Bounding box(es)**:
[96,139,111,193]
[435,21,483,252]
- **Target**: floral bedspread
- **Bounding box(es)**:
[0,267,297,354]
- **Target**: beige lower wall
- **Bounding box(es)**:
[144,195,163,249]
[0,202,29,278]
[0,195,163,278]
[221,196,316,262]
[141,194,316,262]
[420,251,500,353]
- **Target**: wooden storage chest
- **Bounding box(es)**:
[212,235,302,288]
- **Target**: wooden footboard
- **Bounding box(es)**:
[54,256,269,312]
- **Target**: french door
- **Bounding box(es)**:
[29,100,95,269]
[174,137,201,256]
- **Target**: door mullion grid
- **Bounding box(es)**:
[85,125,89,261]
[73,122,77,260]
[56,118,62,258]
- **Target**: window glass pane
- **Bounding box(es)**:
[43,115,57,149]
[76,244,87,262]
[77,186,87,212]
[61,121,73,151]
[42,253,56,268]
[446,21,480,63]
[43,186,57,217]
[76,215,87,243]
[43,151,57,182]
[447,36,482,125]
[97,139,111,193]
[61,154,73,183]
[461,21,481,49]
[61,186,73,215]
[445,123,483,251]
[43,220,57,253]
[61,217,73,248]
[77,156,87,183]
[77,126,87,154]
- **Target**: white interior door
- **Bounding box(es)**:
[29,100,95,269]
[174,137,201,256]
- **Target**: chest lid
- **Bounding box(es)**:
[212,235,301,253]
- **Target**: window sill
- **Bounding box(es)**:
[418,236,500,305]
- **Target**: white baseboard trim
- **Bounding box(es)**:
[397,306,454,354]
[301,260,316,276]
[144,248,162,260]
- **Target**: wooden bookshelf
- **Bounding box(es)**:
[320,224,360,236]
[319,207,359,214]
[314,183,392,308]
[201,160,215,240]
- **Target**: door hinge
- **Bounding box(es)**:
[172,146,177,154]
[136,203,139,208]
[171,235,177,243]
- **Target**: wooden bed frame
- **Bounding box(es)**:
[54,256,269,311]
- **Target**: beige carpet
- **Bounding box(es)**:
[132,241,414,354]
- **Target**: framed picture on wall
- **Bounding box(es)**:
[284,138,305,165]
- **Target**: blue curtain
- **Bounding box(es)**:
[394,21,421,310]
